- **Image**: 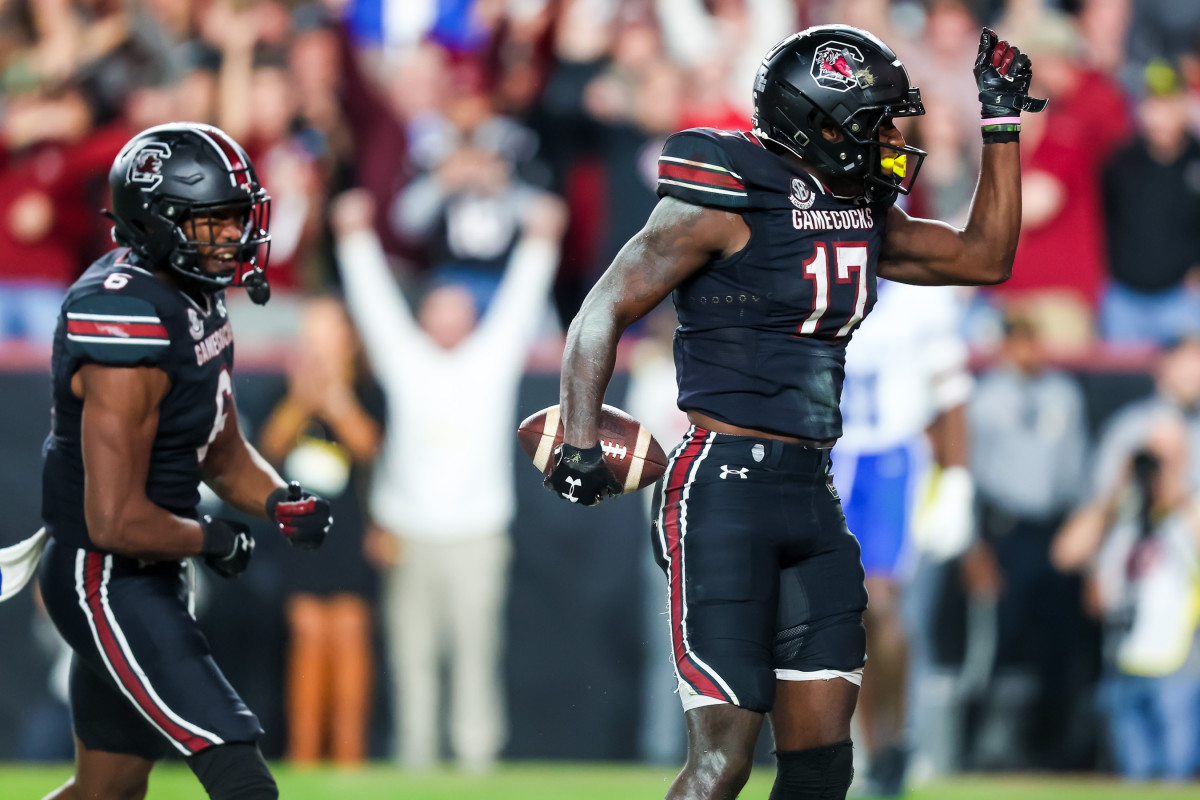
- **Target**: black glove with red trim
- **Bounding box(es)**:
[200,516,255,579]
[544,443,622,507]
[974,27,1047,143]
[266,482,332,550]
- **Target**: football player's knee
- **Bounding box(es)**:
[187,742,278,800]
[769,740,854,800]
[685,747,755,798]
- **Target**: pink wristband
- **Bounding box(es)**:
[981,117,1021,126]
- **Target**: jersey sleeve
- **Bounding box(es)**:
[63,291,171,366]
[656,129,750,210]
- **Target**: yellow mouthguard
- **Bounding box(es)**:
[880,154,907,178]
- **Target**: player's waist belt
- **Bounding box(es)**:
[691,427,832,473]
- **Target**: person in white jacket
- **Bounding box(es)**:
[331,188,564,772]
[832,280,976,795]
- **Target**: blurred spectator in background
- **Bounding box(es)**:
[1100,60,1200,346]
[834,281,975,796]
[988,11,1130,350]
[0,116,106,342]
[654,0,789,130]
[539,0,787,323]
[1054,413,1200,781]
[1078,0,1132,78]
[211,0,327,296]
[258,296,385,766]
[0,79,127,342]
[1086,336,1200,501]
[582,28,682,299]
[968,308,1094,770]
[901,0,981,137]
[1050,334,1200,775]
[332,186,563,772]
[534,0,617,321]
[908,94,976,226]
[391,61,544,314]
[328,0,420,266]
[1125,0,1200,95]
[0,0,206,344]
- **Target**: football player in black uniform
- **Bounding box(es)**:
[37,122,333,800]
[545,26,1045,800]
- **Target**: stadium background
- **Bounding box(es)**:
[2,0,1200,796]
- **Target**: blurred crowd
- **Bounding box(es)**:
[1,0,1199,348]
[5,0,1200,784]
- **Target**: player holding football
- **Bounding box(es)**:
[545,26,1044,800]
[36,123,332,800]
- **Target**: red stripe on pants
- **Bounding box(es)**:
[84,553,210,753]
[662,430,731,702]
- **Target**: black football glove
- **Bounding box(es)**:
[266,482,332,550]
[974,28,1047,141]
[200,516,255,579]
[544,442,623,507]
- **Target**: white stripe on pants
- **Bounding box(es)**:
[384,533,510,770]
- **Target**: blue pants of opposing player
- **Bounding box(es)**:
[832,443,919,578]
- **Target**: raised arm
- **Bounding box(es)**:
[332,190,424,376]
[879,143,1020,285]
[879,28,1045,286]
[474,193,567,348]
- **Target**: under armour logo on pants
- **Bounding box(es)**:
[562,476,583,502]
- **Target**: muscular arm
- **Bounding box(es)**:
[560,196,748,446]
[878,142,1020,286]
[202,398,286,518]
[79,364,205,559]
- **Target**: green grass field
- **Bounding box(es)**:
[4,763,1200,799]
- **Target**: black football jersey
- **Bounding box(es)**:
[656,128,895,441]
[42,249,236,550]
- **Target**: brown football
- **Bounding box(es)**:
[517,403,669,493]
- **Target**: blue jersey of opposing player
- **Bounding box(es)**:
[656,127,894,441]
[43,249,236,550]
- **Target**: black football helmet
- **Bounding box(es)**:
[106,122,273,303]
[753,25,926,202]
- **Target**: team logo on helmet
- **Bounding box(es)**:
[812,42,872,93]
[790,177,816,210]
[128,142,173,192]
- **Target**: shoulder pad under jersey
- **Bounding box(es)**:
[656,128,751,210]
[64,287,170,367]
